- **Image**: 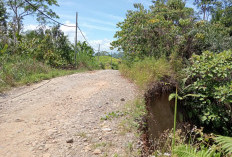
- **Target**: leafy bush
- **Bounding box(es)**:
[181,50,232,136]
[20,26,74,67]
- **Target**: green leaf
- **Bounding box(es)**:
[216,136,232,155]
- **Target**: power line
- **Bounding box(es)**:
[24,0,97,51]
[24,0,75,28]
[77,26,98,52]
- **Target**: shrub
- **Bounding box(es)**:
[181,50,232,136]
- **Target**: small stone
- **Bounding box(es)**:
[120,98,125,101]
[38,146,43,150]
[93,149,102,155]
[66,138,74,143]
[85,146,91,151]
[85,146,91,152]
[15,119,24,122]
[102,128,112,132]
[47,129,57,136]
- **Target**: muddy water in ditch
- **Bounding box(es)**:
[146,94,175,139]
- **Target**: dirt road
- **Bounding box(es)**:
[0,70,137,157]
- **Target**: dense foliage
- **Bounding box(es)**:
[182,50,232,135]
[111,0,232,60]
[17,26,73,67]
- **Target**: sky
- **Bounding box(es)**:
[23,0,196,52]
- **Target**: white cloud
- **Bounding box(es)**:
[60,21,86,43]
[23,23,113,52]
[23,24,40,30]
[89,39,113,52]
[23,22,86,43]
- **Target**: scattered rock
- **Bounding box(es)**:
[93,149,102,155]
[66,138,74,143]
[47,129,57,136]
[102,128,112,132]
[85,146,91,152]
[15,119,24,122]
[120,98,125,101]
[38,146,43,150]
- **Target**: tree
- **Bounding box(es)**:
[111,0,195,59]
[6,0,59,45]
[0,0,7,33]
[22,25,73,66]
[0,0,8,51]
[211,0,232,35]
[194,0,215,20]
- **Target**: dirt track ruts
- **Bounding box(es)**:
[0,70,138,157]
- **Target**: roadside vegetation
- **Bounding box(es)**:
[112,0,232,156]
[94,51,122,70]
[0,0,112,92]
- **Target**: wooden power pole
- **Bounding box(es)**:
[98,44,100,62]
[75,12,78,67]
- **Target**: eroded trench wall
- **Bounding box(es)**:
[145,82,178,140]
[146,94,175,139]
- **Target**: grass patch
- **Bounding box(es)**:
[101,111,125,121]
[118,98,146,135]
[119,56,180,89]
[92,141,114,155]
[75,131,88,138]
[95,56,121,70]
[0,55,87,93]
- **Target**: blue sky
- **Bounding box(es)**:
[24,0,196,52]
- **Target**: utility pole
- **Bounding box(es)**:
[111,51,113,69]
[75,12,78,67]
[98,44,100,62]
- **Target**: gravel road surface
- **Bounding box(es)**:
[0,70,138,157]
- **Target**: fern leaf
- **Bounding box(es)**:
[173,145,217,157]
[216,135,232,154]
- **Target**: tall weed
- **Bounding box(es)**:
[119,57,176,88]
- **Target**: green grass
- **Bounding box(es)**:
[118,98,146,135]
[119,57,177,89]
[95,56,121,69]
[0,55,87,92]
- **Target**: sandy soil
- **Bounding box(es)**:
[0,70,138,157]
